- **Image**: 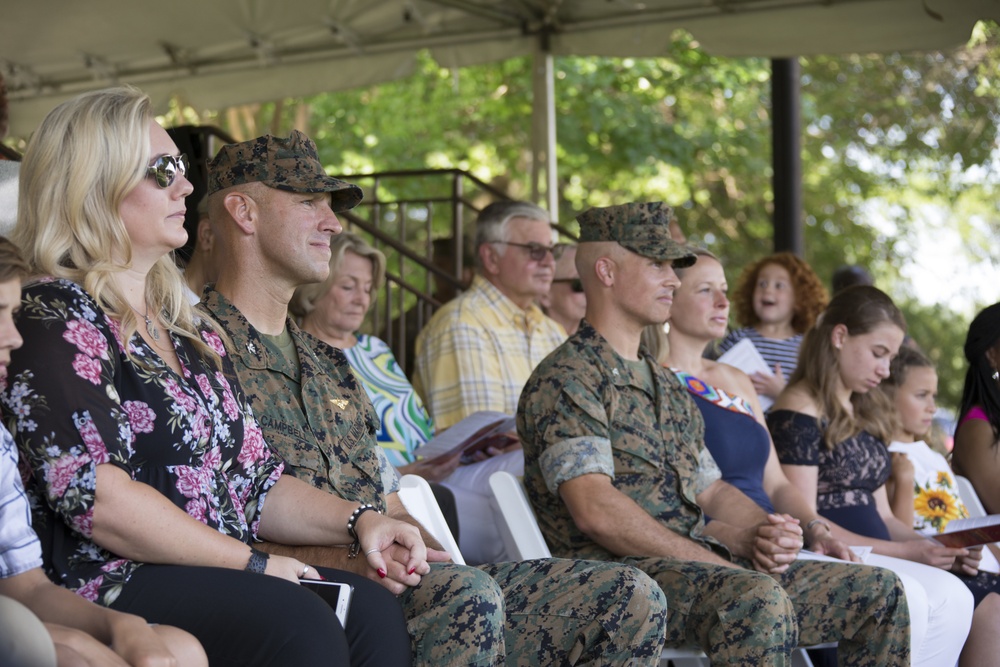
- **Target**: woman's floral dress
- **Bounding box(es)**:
[1,278,284,607]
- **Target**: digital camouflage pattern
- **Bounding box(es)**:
[206,130,363,212]
[575,202,695,267]
[518,321,911,666]
[203,288,669,667]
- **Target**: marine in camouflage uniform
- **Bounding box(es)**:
[517,202,911,667]
[201,131,669,667]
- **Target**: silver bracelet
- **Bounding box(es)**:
[805,518,831,536]
[346,504,381,559]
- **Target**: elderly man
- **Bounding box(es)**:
[542,244,586,336]
[200,131,668,667]
[413,200,566,430]
[518,202,911,665]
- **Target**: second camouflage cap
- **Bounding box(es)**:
[576,202,695,267]
[207,130,362,212]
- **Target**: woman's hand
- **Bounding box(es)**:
[897,538,966,570]
[48,621,180,667]
[809,533,861,562]
[362,543,453,595]
[108,614,192,667]
[398,452,462,483]
[751,366,787,400]
[952,545,983,576]
[264,554,322,584]
[355,512,429,580]
[466,432,522,462]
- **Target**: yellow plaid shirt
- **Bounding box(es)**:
[413,275,567,429]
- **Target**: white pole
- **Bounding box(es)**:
[531,47,558,222]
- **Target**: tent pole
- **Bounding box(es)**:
[771,57,803,256]
[531,46,558,221]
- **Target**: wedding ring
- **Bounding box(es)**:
[365,548,380,556]
[301,566,310,576]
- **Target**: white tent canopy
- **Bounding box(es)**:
[3,0,998,135]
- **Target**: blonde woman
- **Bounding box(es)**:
[4,87,416,666]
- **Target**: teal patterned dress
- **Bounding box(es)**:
[343,334,435,466]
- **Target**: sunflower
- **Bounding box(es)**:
[914,488,965,532]
[936,471,954,487]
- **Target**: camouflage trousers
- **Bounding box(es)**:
[623,557,910,667]
[399,559,667,667]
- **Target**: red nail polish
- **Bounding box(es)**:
[377,568,386,579]
[408,566,416,575]
[318,573,327,581]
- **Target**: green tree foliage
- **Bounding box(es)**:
[202,24,998,413]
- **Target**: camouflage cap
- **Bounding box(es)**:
[207,129,362,212]
[576,202,695,268]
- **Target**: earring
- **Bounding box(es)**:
[993,369,999,381]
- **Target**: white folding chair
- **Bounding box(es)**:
[956,474,988,518]
[396,474,465,565]
[488,469,552,560]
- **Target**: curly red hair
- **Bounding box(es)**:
[731,253,829,334]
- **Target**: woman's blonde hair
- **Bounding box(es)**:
[13,86,223,365]
[0,236,28,284]
[791,285,905,448]
[290,231,386,319]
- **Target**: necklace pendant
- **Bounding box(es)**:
[145,316,160,341]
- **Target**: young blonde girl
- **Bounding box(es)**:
[884,345,1000,667]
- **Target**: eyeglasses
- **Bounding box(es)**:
[146,154,189,188]
[496,241,566,262]
[552,277,584,293]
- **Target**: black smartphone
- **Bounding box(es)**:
[299,579,353,627]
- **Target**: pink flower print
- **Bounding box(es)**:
[238,420,267,469]
[76,417,110,464]
[105,316,126,353]
[123,401,156,441]
[63,319,109,360]
[75,575,103,602]
[70,507,95,538]
[100,558,129,573]
[200,330,227,357]
[72,354,102,385]
[163,378,198,415]
[232,480,252,523]
[216,372,239,421]
[189,405,211,444]
[201,445,222,472]
[175,465,209,499]
[207,502,220,525]
[195,374,216,403]
[185,496,209,524]
[45,453,89,499]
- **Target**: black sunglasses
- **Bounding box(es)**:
[552,277,584,293]
[498,241,566,262]
[146,154,189,188]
